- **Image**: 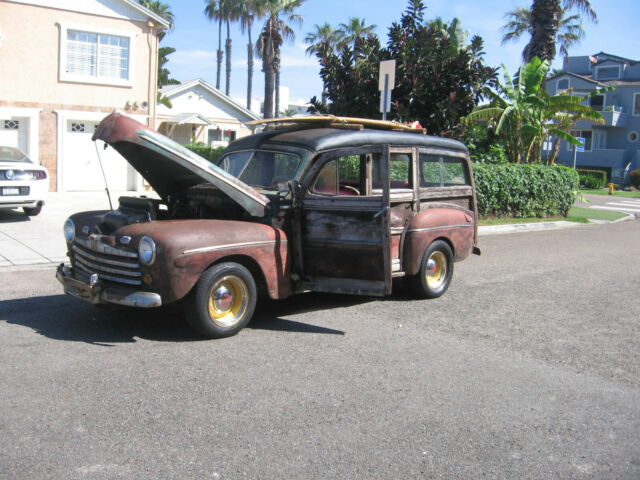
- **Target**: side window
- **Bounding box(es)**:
[312,155,365,196]
[420,154,469,187]
[372,153,411,190]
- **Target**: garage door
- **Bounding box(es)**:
[62,120,131,191]
[0,118,28,154]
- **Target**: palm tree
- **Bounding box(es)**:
[502,6,586,60]
[304,23,344,106]
[256,0,306,119]
[338,17,376,60]
[305,23,344,57]
[239,0,266,111]
[204,0,226,90]
[523,0,596,63]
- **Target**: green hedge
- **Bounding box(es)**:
[630,169,640,188]
[185,142,226,164]
[473,164,579,218]
[576,168,607,189]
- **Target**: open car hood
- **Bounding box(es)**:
[92,111,270,218]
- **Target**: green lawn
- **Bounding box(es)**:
[479,206,627,226]
[580,189,640,198]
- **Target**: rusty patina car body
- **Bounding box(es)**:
[57,112,479,338]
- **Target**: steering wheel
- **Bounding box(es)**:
[340,185,360,195]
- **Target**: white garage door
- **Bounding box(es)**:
[0,118,28,154]
[62,120,131,192]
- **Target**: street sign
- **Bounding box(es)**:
[576,137,585,152]
[378,60,396,90]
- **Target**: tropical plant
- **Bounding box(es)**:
[238,0,266,110]
[338,17,376,60]
[139,0,177,108]
[310,0,497,135]
[139,0,174,41]
[463,57,607,164]
[256,0,306,119]
[204,0,229,91]
[305,23,345,105]
[523,0,596,63]
[502,6,586,60]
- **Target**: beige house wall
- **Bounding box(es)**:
[0,1,161,191]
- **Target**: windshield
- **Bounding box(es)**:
[0,146,31,163]
[217,150,300,188]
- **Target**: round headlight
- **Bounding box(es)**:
[138,236,156,265]
[63,218,75,243]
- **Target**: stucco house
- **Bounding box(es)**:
[0,0,170,192]
[547,52,640,183]
[156,79,259,148]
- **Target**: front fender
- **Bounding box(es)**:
[117,220,292,303]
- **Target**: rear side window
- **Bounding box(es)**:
[419,154,469,187]
[372,153,411,190]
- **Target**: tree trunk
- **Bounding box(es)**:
[216,20,223,90]
[549,136,561,165]
[225,21,231,96]
[524,0,561,63]
[247,24,253,111]
[274,52,281,118]
[263,47,275,119]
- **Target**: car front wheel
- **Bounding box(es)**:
[409,240,454,299]
[185,262,257,338]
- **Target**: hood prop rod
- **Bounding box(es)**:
[94,141,114,211]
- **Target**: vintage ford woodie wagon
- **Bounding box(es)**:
[57,112,480,338]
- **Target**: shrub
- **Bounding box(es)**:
[630,169,640,188]
[185,142,225,164]
[576,169,607,189]
[473,164,579,218]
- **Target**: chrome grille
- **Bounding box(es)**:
[71,236,142,286]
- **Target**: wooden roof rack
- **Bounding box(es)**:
[245,115,426,134]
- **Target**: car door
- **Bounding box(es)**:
[294,145,391,296]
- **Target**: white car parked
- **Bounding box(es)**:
[0,146,49,216]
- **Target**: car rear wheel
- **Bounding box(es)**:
[184,262,257,338]
[23,204,42,216]
[409,240,454,299]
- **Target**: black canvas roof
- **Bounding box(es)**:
[226,127,468,154]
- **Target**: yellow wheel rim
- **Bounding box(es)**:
[425,251,447,290]
[207,275,249,328]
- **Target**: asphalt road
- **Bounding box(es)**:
[1,222,639,479]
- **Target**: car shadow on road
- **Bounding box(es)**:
[0,209,31,223]
[0,292,363,344]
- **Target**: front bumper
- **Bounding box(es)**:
[56,263,162,308]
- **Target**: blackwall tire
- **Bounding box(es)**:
[184,262,257,338]
[409,240,454,299]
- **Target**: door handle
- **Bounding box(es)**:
[374,206,388,219]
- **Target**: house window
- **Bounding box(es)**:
[634,93,640,116]
[589,94,604,111]
[59,23,134,86]
[4,120,19,130]
[568,130,593,151]
[596,66,619,80]
[557,78,569,91]
[71,123,85,133]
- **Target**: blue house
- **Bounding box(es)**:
[547,52,640,183]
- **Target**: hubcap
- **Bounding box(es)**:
[208,275,249,328]
[425,251,447,290]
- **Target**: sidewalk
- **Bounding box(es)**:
[0,191,635,268]
[0,191,119,268]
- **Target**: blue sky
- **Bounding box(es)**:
[161,0,640,105]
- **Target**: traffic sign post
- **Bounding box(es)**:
[573,136,585,169]
[379,60,396,120]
